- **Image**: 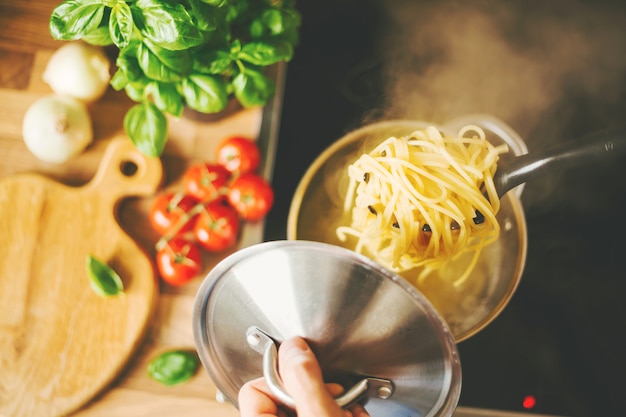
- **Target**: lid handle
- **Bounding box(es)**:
[246,327,394,409]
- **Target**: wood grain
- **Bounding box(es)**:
[0,138,162,417]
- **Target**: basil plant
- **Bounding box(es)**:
[49,0,301,156]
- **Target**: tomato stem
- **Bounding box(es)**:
[155,202,205,251]
[167,191,187,211]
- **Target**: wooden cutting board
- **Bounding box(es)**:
[0,137,163,417]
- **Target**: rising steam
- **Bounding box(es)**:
[374,0,626,141]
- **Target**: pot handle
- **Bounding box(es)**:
[246,327,394,409]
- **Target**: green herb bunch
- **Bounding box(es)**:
[49,0,301,156]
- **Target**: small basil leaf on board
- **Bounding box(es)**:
[86,254,124,297]
[124,101,168,157]
[148,350,200,385]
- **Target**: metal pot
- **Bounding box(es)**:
[193,240,462,417]
[287,115,528,342]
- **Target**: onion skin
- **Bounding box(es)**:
[22,95,94,164]
[43,41,111,103]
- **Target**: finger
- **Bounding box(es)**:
[278,337,345,417]
[325,384,352,417]
[348,403,370,417]
[325,383,345,397]
[325,384,370,417]
[239,377,287,417]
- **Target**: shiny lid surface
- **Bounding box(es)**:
[193,240,461,417]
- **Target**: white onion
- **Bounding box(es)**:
[43,41,111,102]
[22,95,94,164]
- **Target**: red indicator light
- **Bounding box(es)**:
[522,395,536,409]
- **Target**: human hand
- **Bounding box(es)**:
[238,337,370,417]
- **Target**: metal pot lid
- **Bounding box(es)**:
[193,240,461,417]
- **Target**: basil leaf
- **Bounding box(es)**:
[81,25,114,46]
[124,80,148,101]
[249,8,301,44]
[181,74,228,113]
[117,41,144,83]
[47,0,301,157]
[147,350,200,385]
[110,68,128,91]
[145,81,184,117]
[50,0,106,41]
[134,0,205,50]
[192,48,233,75]
[124,102,168,156]
[188,0,225,31]
[229,39,241,55]
[138,40,191,82]
[86,254,124,297]
[238,40,293,66]
[109,1,134,49]
[251,8,284,37]
[199,0,227,6]
[232,67,275,108]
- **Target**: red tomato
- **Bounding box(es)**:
[183,163,230,202]
[216,136,261,175]
[226,173,274,221]
[149,192,199,235]
[194,202,240,252]
[155,238,203,286]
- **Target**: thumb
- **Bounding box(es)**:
[278,337,344,417]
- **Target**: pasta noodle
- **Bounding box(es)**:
[336,125,508,286]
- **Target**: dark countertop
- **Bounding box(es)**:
[266,1,626,416]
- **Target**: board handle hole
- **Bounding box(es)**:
[120,160,139,177]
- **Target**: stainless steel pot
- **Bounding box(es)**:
[193,240,462,417]
[287,115,528,342]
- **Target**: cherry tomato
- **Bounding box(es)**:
[183,163,230,202]
[149,192,199,235]
[194,201,240,252]
[216,136,261,175]
[155,237,203,286]
[226,173,274,221]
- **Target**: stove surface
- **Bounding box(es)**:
[264,1,626,416]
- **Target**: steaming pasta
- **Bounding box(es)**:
[337,125,508,286]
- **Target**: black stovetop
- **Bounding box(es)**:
[264,1,626,416]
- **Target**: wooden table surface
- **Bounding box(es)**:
[0,2,271,416]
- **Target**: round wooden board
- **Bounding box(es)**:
[0,138,163,417]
